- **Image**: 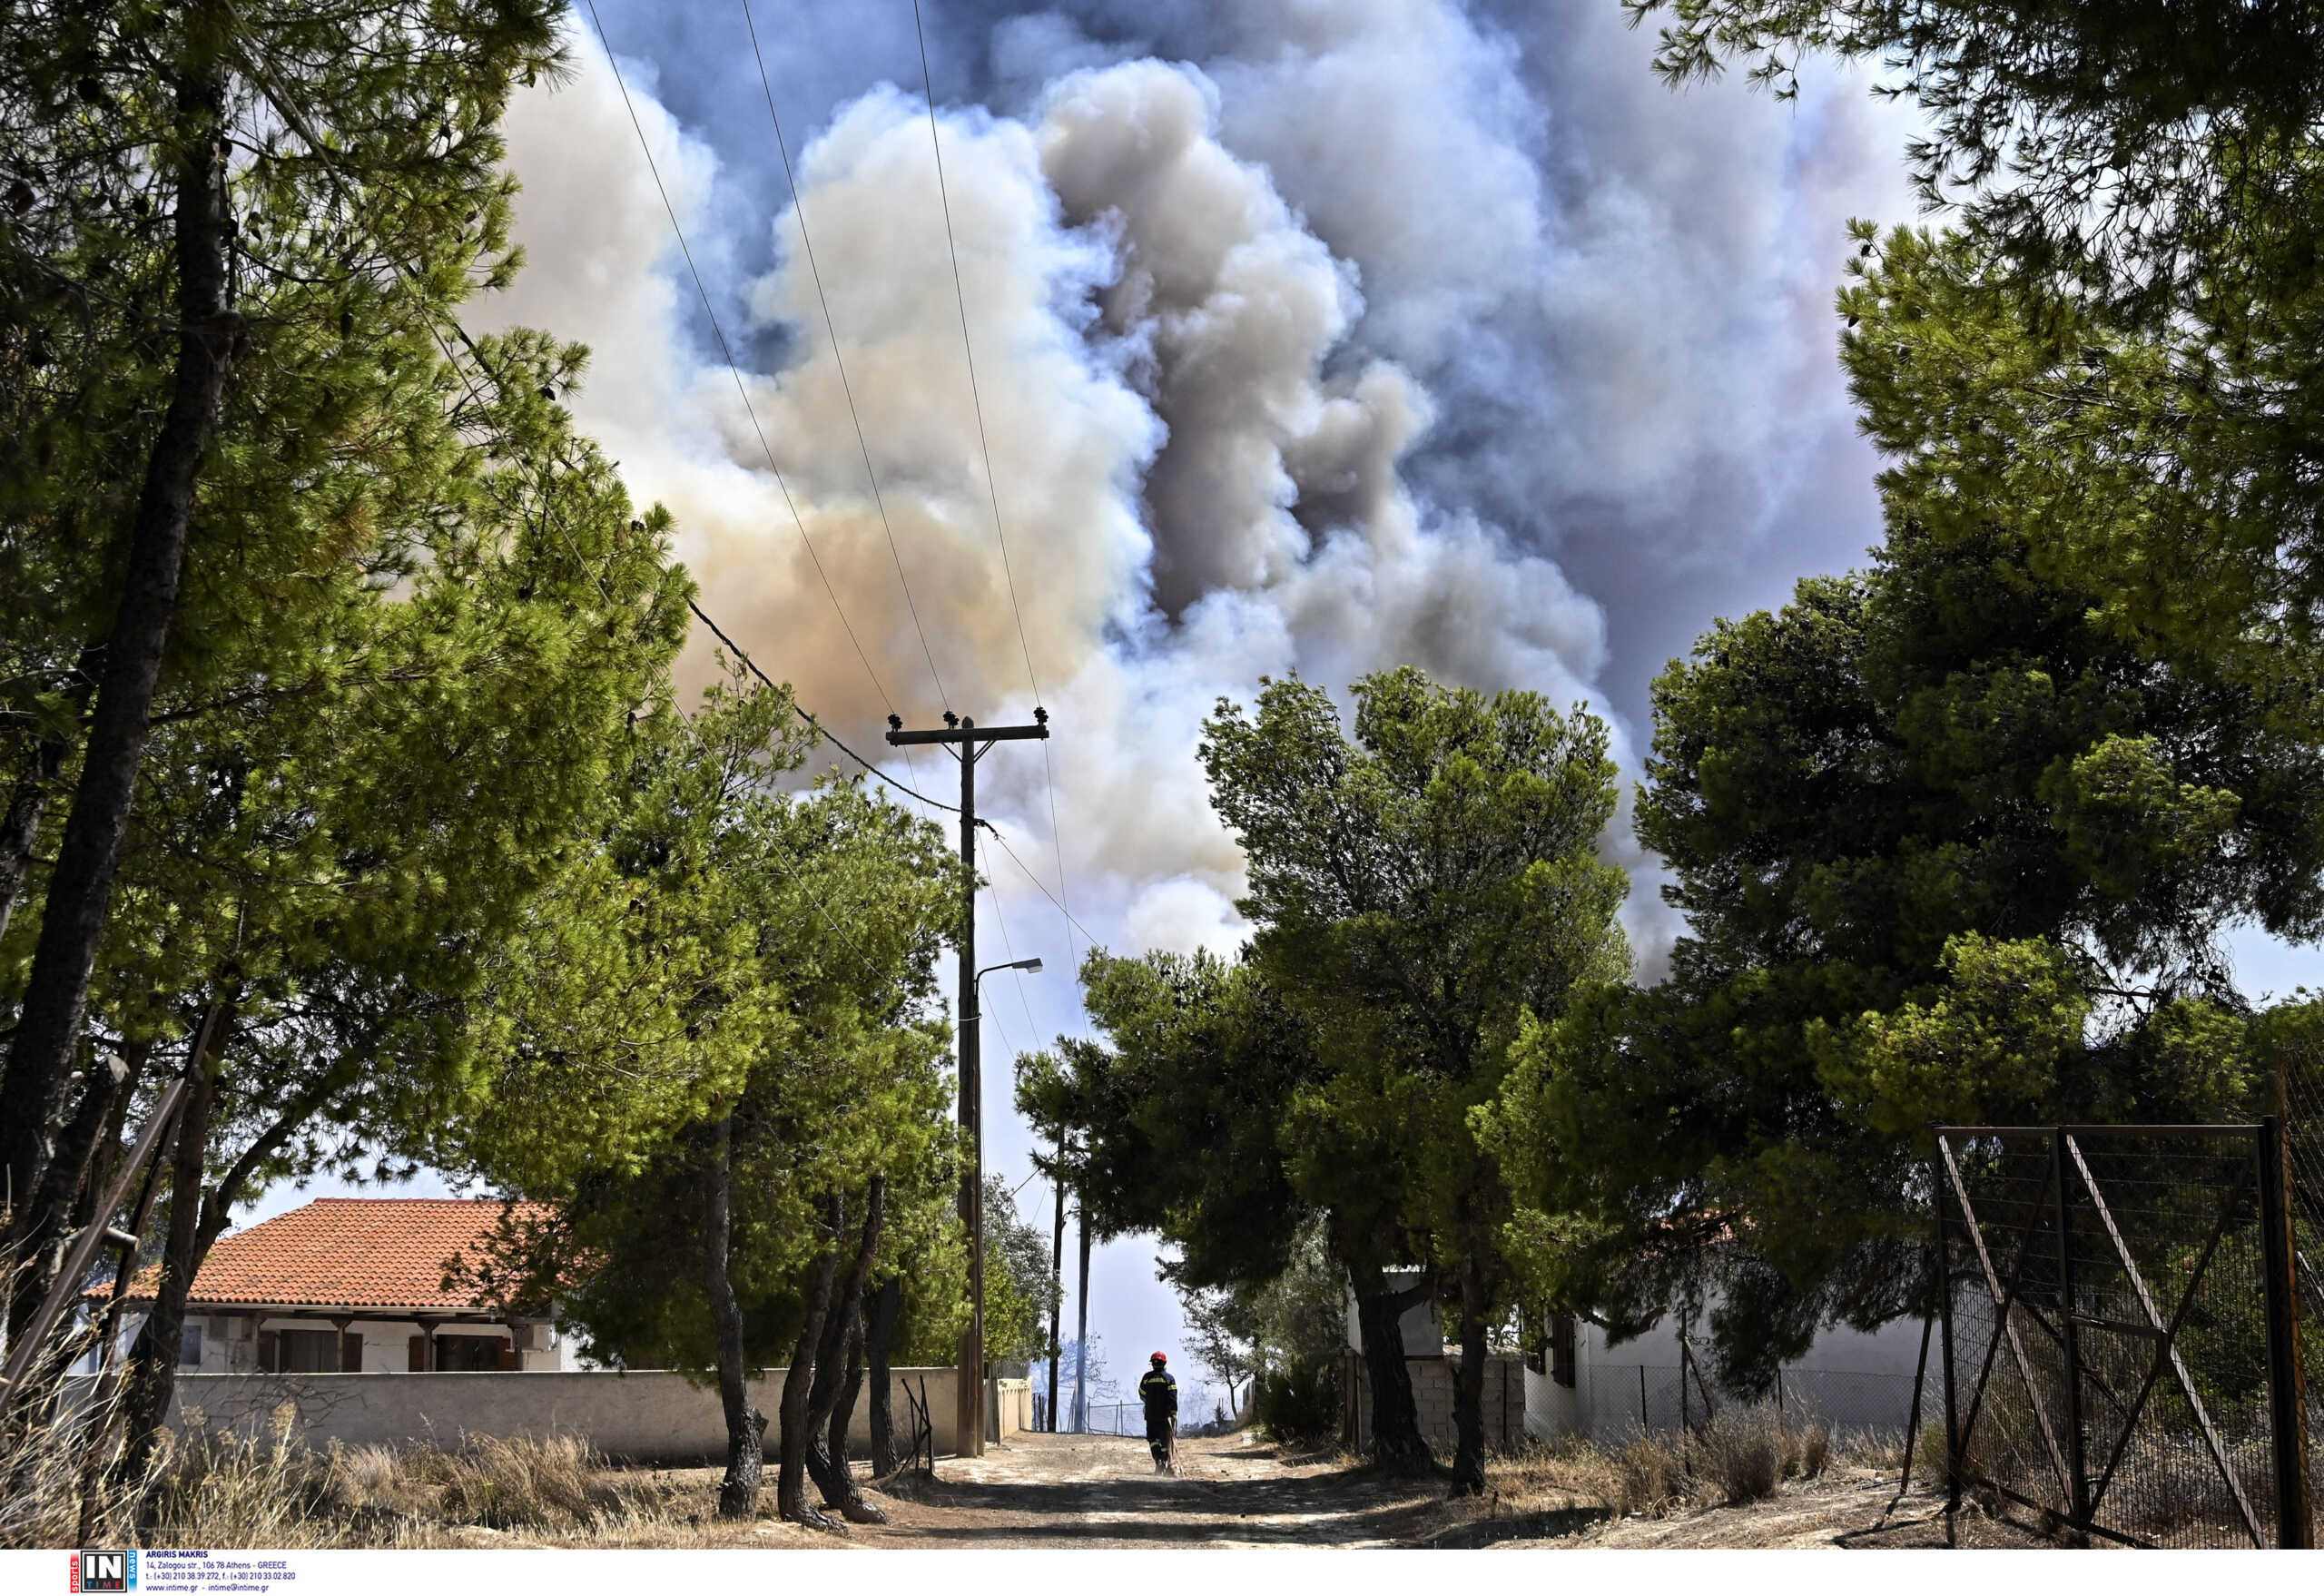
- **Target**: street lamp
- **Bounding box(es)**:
[962,953,1042,1453]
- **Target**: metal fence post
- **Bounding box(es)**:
[1639,1364,1647,1433]
[2054,1127,2091,1536]
[2257,1115,2313,1548]
[1935,1133,1960,1548]
[1776,1366,1785,1427]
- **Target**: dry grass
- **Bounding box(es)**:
[0,1270,153,1551]
[1454,1407,1880,1542]
[1692,1404,1834,1504]
[139,1414,716,1549]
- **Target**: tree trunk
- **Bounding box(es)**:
[0,735,68,949]
[700,1117,764,1519]
[1073,1190,1091,1432]
[775,1193,843,1528]
[0,44,241,1251]
[805,1177,885,1523]
[118,1034,223,1482]
[5,1049,132,1348]
[1447,1258,1490,1496]
[865,1275,903,1474]
[1048,1129,1064,1431]
[1349,1260,1434,1476]
[823,1308,867,1501]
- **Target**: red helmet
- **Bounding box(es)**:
[1150,1351,1167,1364]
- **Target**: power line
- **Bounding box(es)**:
[585,0,970,825]
[980,821,1103,950]
[202,15,948,972]
[688,600,960,813]
[908,1,1085,966]
[582,0,911,729]
[742,0,952,715]
[978,832,1043,1048]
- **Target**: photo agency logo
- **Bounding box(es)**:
[70,1550,136,1592]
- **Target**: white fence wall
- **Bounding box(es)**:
[80,1367,1023,1463]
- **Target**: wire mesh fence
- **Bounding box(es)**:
[2283,1043,2323,1321]
[1935,1124,2313,1548]
[1574,1362,1927,1444]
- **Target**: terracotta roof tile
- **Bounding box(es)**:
[101,1197,553,1310]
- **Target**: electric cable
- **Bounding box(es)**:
[583,0,921,730]
[742,0,952,720]
[909,1,1084,962]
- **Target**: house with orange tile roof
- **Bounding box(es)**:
[96,1197,564,1374]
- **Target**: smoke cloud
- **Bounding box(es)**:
[446,0,1933,1402]
[482,1,1921,1000]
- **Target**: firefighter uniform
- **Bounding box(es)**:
[1138,1365,1178,1465]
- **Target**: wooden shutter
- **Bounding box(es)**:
[496,1338,516,1371]
[340,1332,362,1372]
[408,1335,427,1372]
[1550,1312,1577,1388]
[257,1330,279,1373]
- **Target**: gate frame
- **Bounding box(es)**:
[1932,1121,2312,1549]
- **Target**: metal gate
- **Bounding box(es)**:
[1934,1122,2312,1547]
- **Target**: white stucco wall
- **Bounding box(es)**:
[1527,1303,1934,1444]
[91,1366,975,1463]
[101,1311,564,1374]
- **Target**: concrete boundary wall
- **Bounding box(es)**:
[105,1368,1011,1464]
[1343,1354,1526,1454]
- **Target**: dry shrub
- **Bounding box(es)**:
[1797,1420,1832,1480]
[0,1270,155,1550]
[1696,1407,1786,1503]
[1610,1434,1688,1517]
[147,1408,354,1549]
[1691,1404,1835,1505]
[1,1374,136,1547]
[144,1428,626,1546]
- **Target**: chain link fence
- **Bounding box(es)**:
[1935,1124,2313,1548]
[1574,1362,1925,1444]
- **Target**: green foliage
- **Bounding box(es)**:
[980,1174,1059,1364]
[0,1,630,1235]
[1036,951,1324,1288]
[446,672,962,1378]
[1492,395,2320,1373]
[1202,665,1628,1432]
[1623,1,2324,312]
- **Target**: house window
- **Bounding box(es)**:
[433,1334,511,1372]
[1550,1312,1577,1389]
[178,1323,202,1368]
[279,1329,340,1372]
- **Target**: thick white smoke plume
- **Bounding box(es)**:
[480,2,1919,991]
[443,0,1925,1404]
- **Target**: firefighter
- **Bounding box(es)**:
[1138,1351,1178,1472]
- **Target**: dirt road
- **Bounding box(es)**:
[818,1432,2002,1550]
[849,1433,1446,1549]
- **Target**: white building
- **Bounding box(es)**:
[91,1197,563,1374]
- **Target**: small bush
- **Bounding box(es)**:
[1610,1435,1687,1517]
[1795,1420,1831,1480]
[1254,1356,1340,1443]
[1695,1407,1787,1504]
[1689,1403,1835,1504]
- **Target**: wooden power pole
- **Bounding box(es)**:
[1047,1126,1065,1432]
[885,709,1049,1459]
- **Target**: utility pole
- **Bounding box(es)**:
[1047,1126,1065,1432]
[885,708,1049,1460]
